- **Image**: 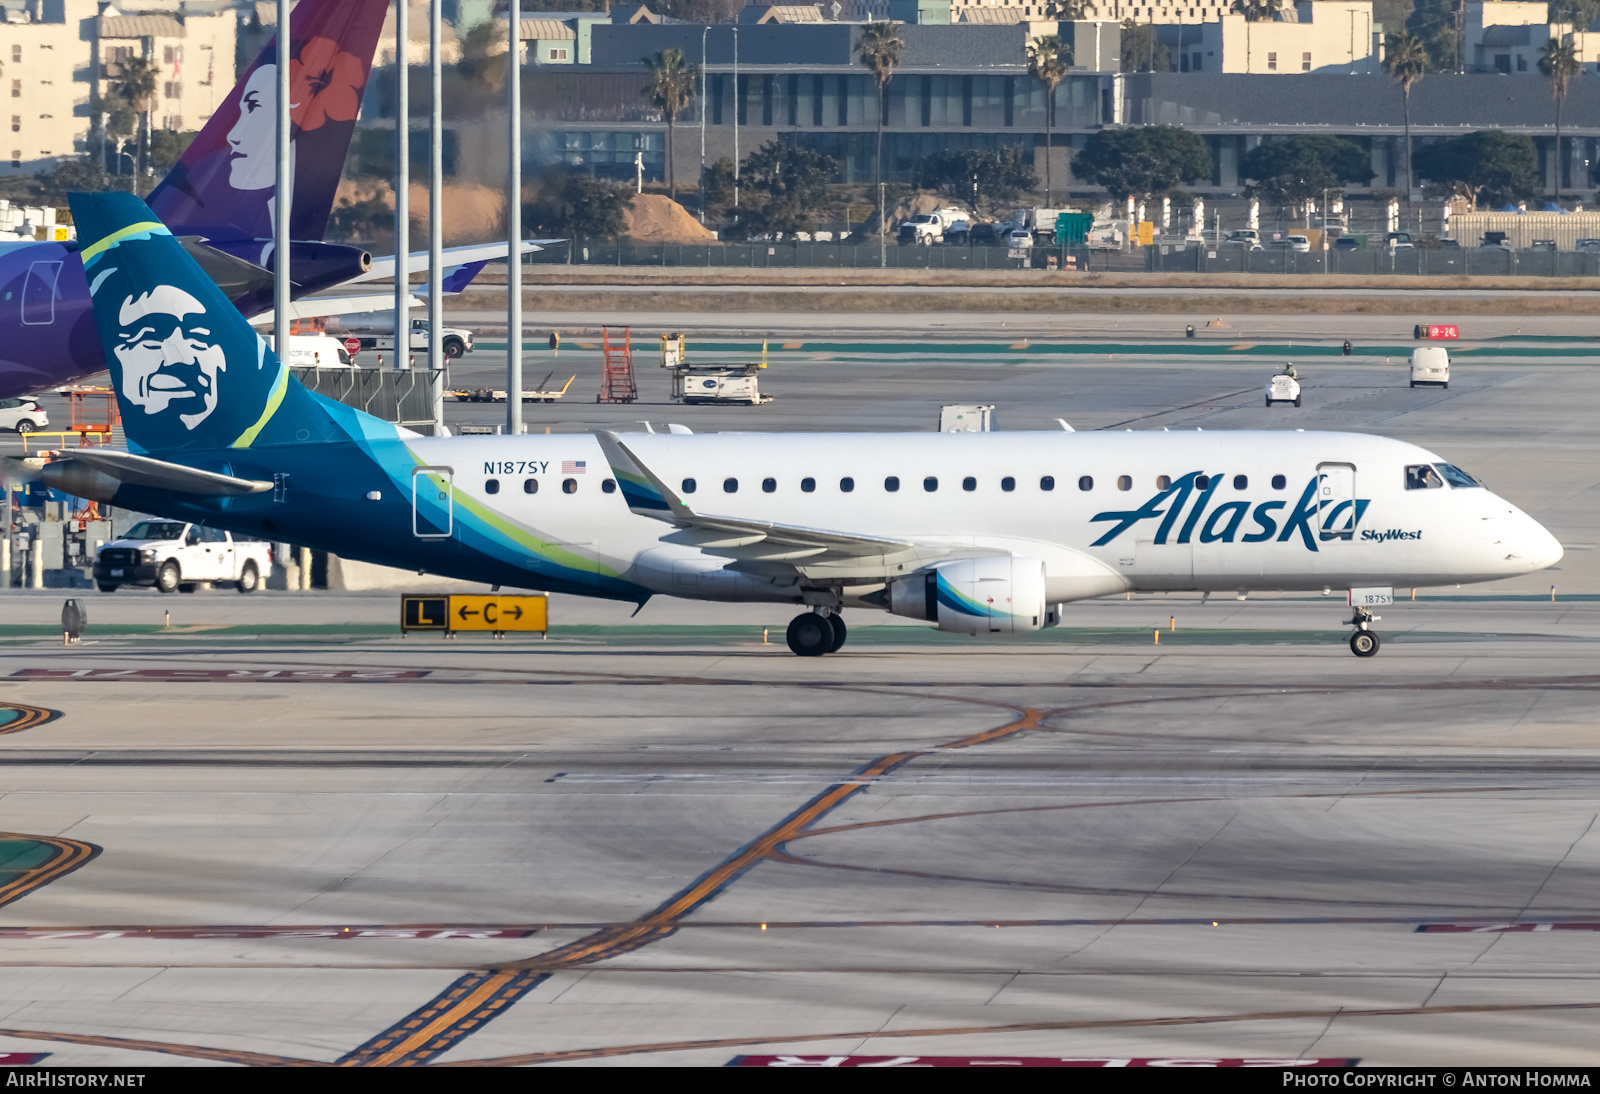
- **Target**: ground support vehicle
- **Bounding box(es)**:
[1265,371,1302,407]
[458,373,576,404]
[93,519,272,594]
[353,318,473,360]
[1410,346,1450,388]
[671,364,771,405]
[897,209,970,245]
[264,333,353,368]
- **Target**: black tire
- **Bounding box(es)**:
[96,583,118,593]
[1410,381,1416,388]
[1443,382,1448,389]
[236,562,259,594]
[1350,631,1380,658]
[786,613,833,657]
[156,561,180,594]
[1294,397,1302,407]
[1264,396,1272,407]
[827,614,848,653]
[178,583,197,594]
[15,419,36,434]
[442,337,465,359]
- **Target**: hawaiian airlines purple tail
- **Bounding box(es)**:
[146,0,390,244]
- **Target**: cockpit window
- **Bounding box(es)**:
[1435,463,1481,488]
[1405,464,1444,490]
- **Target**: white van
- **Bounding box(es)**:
[265,333,354,369]
[1410,346,1450,389]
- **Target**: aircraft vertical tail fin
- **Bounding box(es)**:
[70,193,340,456]
[146,0,391,245]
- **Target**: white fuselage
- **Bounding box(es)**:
[404,429,1562,608]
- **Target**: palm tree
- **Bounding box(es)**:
[1538,37,1581,197]
[1027,35,1072,206]
[110,54,158,184]
[1044,0,1088,18]
[642,48,698,201]
[854,22,904,231]
[1383,31,1429,198]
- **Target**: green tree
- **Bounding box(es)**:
[528,172,634,241]
[1548,0,1600,29]
[737,140,840,237]
[641,47,698,201]
[148,129,197,175]
[1119,20,1170,72]
[1383,30,1430,197]
[1044,0,1089,17]
[1538,37,1582,196]
[109,54,158,179]
[657,0,742,22]
[854,22,905,228]
[1240,135,1374,206]
[1072,125,1212,202]
[1027,35,1072,206]
[1413,130,1539,209]
[1407,0,1462,71]
[917,146,1038,216]
[702,156,737,218]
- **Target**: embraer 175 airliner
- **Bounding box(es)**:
[40,194,1563,659]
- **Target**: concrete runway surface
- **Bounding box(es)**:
[2,320,1599,1066]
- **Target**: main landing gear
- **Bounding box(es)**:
[786,609,847,657]
[1347,606,1381,658]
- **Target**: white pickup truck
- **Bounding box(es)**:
[897,209,970,245]
[93,519,273,594]
[352,318,474,360]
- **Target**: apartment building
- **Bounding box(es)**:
[1165,1,1380,73]
[1,0,238,177]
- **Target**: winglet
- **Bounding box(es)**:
[594,431,683,520]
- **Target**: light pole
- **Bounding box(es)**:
[879,180,885,268]
[427,0,444,431]
[394,0,409,371]
[732,25,739,215]
[507,0,523,436]
[273,0,291,389]
[699,24,708,223]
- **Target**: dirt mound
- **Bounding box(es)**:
[331,178,507,244]
[624,194,718,244]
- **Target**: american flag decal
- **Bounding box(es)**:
[562,460,586,474]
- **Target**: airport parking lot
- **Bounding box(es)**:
[2,327,1600,1066]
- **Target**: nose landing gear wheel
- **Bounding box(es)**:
[826,614,847,653]
[1350,631,1380,657]
[786,613,833,657]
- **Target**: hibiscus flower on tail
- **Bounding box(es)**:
[289,36,366,135]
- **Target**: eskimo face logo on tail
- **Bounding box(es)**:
[113,286,227,430]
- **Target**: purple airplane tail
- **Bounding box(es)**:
[146,0,390,245]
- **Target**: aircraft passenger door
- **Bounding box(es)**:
[21,261,61,326]
[412,465,454,538]
[1316,462,1357,541]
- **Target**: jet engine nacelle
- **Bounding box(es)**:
[887,556,1048,635]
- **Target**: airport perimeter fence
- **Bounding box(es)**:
[527,240,1600,276]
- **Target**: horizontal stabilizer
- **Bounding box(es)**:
[355,240,552,283]
[41,449,273,502]
[249,293,424,327]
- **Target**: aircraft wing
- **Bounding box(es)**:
[41,449,273,500]
[248,293,424,328]
[353,240,554,283]
[595,431,962,582]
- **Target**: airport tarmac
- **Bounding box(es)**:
[3,320,1599,1066]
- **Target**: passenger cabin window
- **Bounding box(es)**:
[923,476,938,492]
[962,476,977,492]
[1078,476,1092,491]
[523,478,538,494]
[884,476,900,492]
[602,479,617,494]
[1436,463,1481,488]
[1406,464,1445,490]
[801,477,815,493]
[1117,476,1132,491]
[762,477,776,493]
[1195,475,1210,489]
[1233,475,1247,490]
[1040,475,1055,491]
[840,477,854,492]
[1156,475,1172,490]
[1001,476,1015,492]
[682,478,697,494]
[562,478,577,494]
[1271,474,1286,490]
[484,478,500,495]
[724,478,738,493]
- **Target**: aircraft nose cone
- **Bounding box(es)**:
[1520,515,1564,571]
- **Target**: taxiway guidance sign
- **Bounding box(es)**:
[401,594,548,635]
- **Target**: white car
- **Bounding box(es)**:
[1002,227,1034,248]
[1410,346,1450,389]
[0,396,48,433]
[1265,372,1302,407]
[1268,235,1312,253]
